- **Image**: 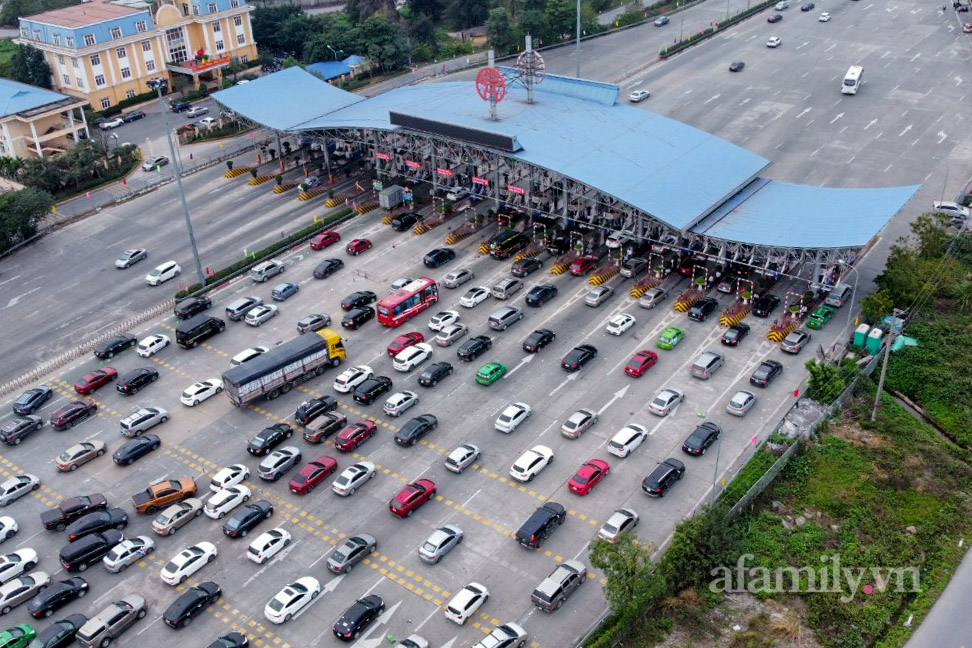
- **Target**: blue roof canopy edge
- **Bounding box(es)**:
[496,67,620,106]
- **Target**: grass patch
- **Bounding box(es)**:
[0,39,15,69]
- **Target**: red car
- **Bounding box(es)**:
[388,479,436,518]
[50,400,98,431]
[346,239,373,256]
[289,456,338,494]
[624,350,658,377]
[310,231,341,250]
[73,367,118,395]
[569,255,598,276]
[568,459,610,495]
[334,420,377,452]
[387,332,425,357]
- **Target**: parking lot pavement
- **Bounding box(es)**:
[0,204,853,648]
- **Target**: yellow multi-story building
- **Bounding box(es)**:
[17,0,259,111]
[0,78,89,159]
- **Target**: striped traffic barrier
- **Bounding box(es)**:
[298,188,326,201]
[272,183,296,194]
[446,231,473,245]
[356,203,378,215]
[248,175,275,185]
[589,268,619,286]
[224,167,251,178]
[550,262,570,275]
[719,305,751,327]
[673,291,702,312]
[513,248,542,262]
[382,214,393,225]
[768,321,798,342]
[325,198,342,208]
[478,243,489,255]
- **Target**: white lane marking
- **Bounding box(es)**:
[5,287,41,308]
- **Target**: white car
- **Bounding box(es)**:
[333,365,373,393]
[628,89,650,102]
[393,343,433,372]
[932,200,970,220]
[0,475,39,506]
[0,549,37,584]
[383,390,419,417]
[396,636,430,648]
[198,117,217,127]
[231,346,269,366]
[210,464,250,492]
[607,424,649,458]
[247,527,292,565]
[245,304,279,326]
[471,622,528,648]
[136,334,170,358]
[606,230,633,249]
[445,582,489,625]
[648,387,685,416]
[606,313,636,336]
[0,518,16,544]
[428,310,460,331]
[435,323,468,346]
[598,508,640,542]
[494,402,532,433]
[99,116,124,129]
[204,485,251,519]
[160,542,218,585]
[445,444,480,474]
[766,36,782,48]
[332,461,376,496]
[443,269,474,289]
[145,261,180,286]
[818,11,830,21]
[103,535,155,573]
[264,576,320,624]
[181,378,223,406]
[509,445,554,482]
[459,286,490,308]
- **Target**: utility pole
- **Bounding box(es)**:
[871,308,905,421]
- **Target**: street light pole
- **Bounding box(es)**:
[148,78,205,287]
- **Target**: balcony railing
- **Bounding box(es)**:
[167,53,231,73]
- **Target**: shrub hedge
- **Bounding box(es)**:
[659,0,775,58]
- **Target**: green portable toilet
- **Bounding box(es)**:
[866,326,884,355]
[853,323,870,348]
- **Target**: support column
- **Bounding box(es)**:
[1,123,18,160]
[28,121,43,158]
[811,250,823,288]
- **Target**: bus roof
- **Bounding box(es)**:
[845,65,863,78]
[378,276,435,304]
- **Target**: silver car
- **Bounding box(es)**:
[418,525,463,564]
[115,249,147,269]
[435,323,468,346]
[638,287,668,309]
[561,409,598,439]
[76,594,146,648]
[103,535,155,573]
[727,390,757,417]
[245,305,279,327]
[119,407,168,437]
[326,534,377,574]
[648,387,685,416]
[0,571,50,614]
[258,446,302,481]
[445,444,480,474]
[443,269,474,289]
[0,475,39,506]
[585,286,613,307]
[151,498,203,536]
[781,329,811,353]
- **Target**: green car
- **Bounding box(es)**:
[807,305,835,330]
[475,361,507,385]
[0,625,35,648]
[657,327,685,350]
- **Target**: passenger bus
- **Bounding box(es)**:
[376,277,439,327]
[841,66,863,95]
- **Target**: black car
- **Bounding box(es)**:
[170,100,190,112]
[681,423,721,456]
[93,334,137,359]
[511,257,543,277]
[0,415,42,445]
[341,307,375,329]
[752,294,780,317]
[206,633,249,648]
[642,458,686,496]
[223,500,273,538]
[294,396,338,425]
[457,336,492,362]
[122,110,145,122]
[41,494,108,531]
[112,435,161,466]
[340,291,377,310]
[750,359,783,387]
[561,344,597,371]
[66,508,128,541]
[297,313,331,334]
[58,530,124,572]
[30,612,88,647]
[115,367,159,395]
[391,212,422,232]
[333,595,385,642]
[163,581,221,628]
[687,297,718,322]
[423,248,456,268]
[394,414,438,447]
[767,12,782,21]
[12,385,52,415]
[546,235,569,256]
[418,362,453,387]
[174,296,212,320]
[247,423,293,456]
[352,376,393,405]
[800,1,814,9]
[515,502,567,548]
[313,258,344,279]
[523,328,556,353]
[729,61,745,72]
[721,322,750,346]
[27,577,88,618]
[525,284,558,307]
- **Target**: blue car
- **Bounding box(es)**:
[12,385,52,415]
[271,282,299,301]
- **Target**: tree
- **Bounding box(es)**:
[0,44,52,89]
[357,16,410,72]
[443,0,489,30]
[543,0,575,42]
[0,187,54,253]
[910,213,951,259]
[486,7,518,54]
[589,533,660,614]
[410,0,444,21]
[250,4,303,53]
[408,12,438,46]
[805,359,846,402]
[860,289,894,325]
[519,8,545,41]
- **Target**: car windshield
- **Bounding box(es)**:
[268,598,285,612]
[573,474,589,484]
[422,542,437,553]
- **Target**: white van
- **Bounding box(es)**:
[145,260,181,286]
[824,284,853,308]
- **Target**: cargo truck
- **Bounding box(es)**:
[222,329,346,406]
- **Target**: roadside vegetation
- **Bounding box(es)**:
[0,139,140,200]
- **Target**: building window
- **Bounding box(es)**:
[146,60,156,71]
[94,74,106,87]
[233,15,242,26]
[120,67,132,79]
[76,76,84,87]
[62,74,70,85]
[56,54,65,64]
[53,34,60,46]
[230,0,239,6]
[136,20,147,32]
[215,40,224,51]
[110,27,122,39]
[240,54,248,63]
[19,28,28,39]
[165,27,188,63]
[212,21,221,32]
[33,30,41,40]
[236,33,244,45]
[192,5,199,14]
[72,57,78,68]
[141,40,152,52]
[100,97,111,109]
[208,2,217,12]
[90,53,101,66]
[66,36,74,47]
[84,33,95,46]
[116,47,127,59]
[126,89,136,99]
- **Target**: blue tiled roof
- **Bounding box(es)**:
[306,60,353,81]
[0,78,76,118]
